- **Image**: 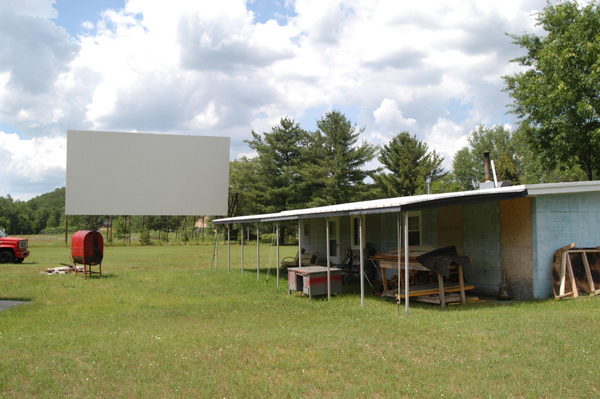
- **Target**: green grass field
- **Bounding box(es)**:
[1,238,599,398]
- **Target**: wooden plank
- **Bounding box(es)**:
[581,252,596,295]
[559,251,567,297]
[566,254,579,298]
[458,264,466,304]
[379,260,429,271]
[414,293,462,304]
[383,284,475,299]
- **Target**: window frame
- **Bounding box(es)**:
[406,211,422,246]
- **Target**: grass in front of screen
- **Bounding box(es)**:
[1,243,599,398]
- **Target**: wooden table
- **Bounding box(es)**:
[288,266,343,298]
[372,248,470,306]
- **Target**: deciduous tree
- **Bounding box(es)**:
[452,125,520,190]
[504,1,600,180]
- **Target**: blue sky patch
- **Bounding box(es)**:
[247,0,296,25]
[53,0,125,36]
[0,123,22,135]
[446,98,472,124]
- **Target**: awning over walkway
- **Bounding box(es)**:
[214,185,527,224]
[214,181,600,224]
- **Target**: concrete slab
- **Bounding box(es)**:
[0,300,28,311]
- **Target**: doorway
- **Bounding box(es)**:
[328,218,340,264]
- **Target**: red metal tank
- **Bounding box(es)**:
[71,230,103,266]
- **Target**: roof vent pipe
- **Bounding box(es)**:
[490,160,498,188]
[483,151,492,182]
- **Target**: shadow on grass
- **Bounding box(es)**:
[0,297,31,301]
[210,267,535,309]
[74,273,118,279]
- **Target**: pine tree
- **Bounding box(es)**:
[373,132,444,197]
[244,117,310,213]
[306,111,377,205]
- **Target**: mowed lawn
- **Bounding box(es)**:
[1,240,599,398]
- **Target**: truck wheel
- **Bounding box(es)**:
[14,258,24,264]
[0,251,15,263]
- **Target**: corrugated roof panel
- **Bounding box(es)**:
[213,181,600,225]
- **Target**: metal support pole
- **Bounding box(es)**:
[256,224,260,280]
[326,218,331,301]
[276,223,280,288]
[404,212,410,314]
[240,224,244,274]
[359,215,365,308]
[298,220,302,268]
[227,226,231,272]
[397,213,401,315]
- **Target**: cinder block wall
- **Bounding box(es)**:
[532,192,600,298]
[437,205,464,254]
[463,201,502,295]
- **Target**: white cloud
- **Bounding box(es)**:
[0,131,66,199]
[426,118,469,170]
[0,0,554,198]
[372,98,417,132]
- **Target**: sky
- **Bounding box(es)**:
[0,0,553,200]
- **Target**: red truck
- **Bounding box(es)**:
[0,229,29,263]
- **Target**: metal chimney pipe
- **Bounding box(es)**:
[483,151,491,182]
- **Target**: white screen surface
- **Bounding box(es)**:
[66,130,229,215]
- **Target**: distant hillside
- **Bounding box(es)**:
[27,187,65,210]
[0,187,65,234]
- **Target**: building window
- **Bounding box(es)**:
[407,211,421,246]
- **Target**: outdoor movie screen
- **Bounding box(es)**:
[66,130,229,216]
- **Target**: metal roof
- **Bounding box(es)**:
[213,180,600,224]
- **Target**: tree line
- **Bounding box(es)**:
[0,1,597,242]
[231,1,599,217]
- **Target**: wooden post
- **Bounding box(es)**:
[437,273,446,307]
[326,217,331,301]
[256,224,260,280]
[404,211,410,314]
[64,215,68,245]
[298,220,302,268]
[227,226,231,273]
[276,223,280,288]
[215,228,219,269]
[359,215,364,308]
[240,224,244,274]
